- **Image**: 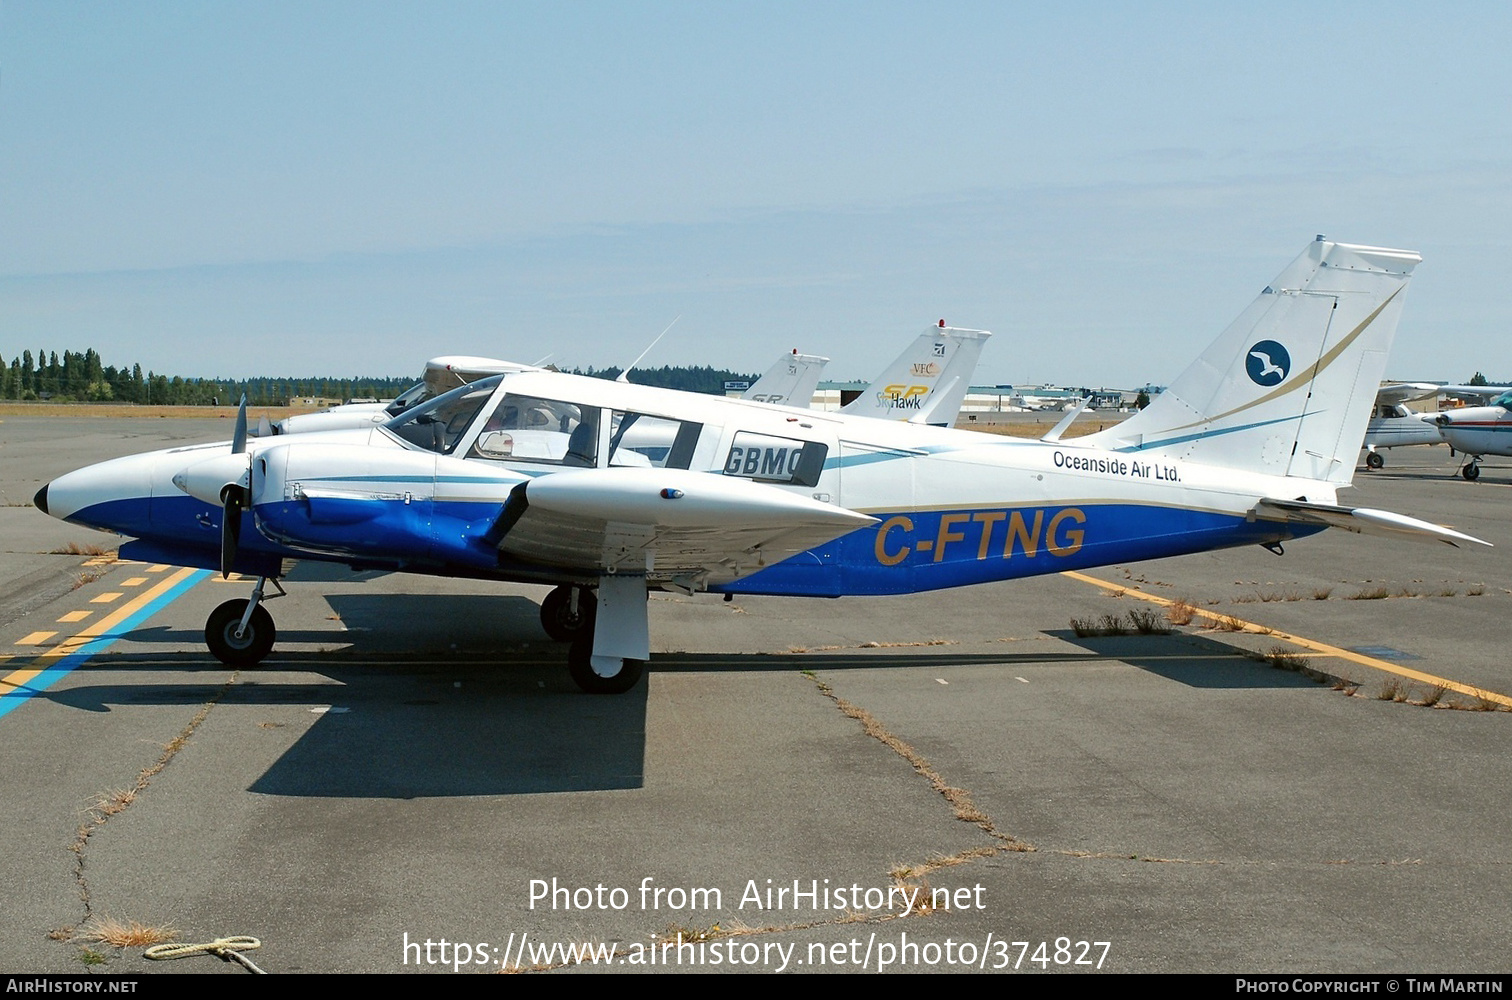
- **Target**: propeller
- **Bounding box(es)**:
[170,394,255,577]
[221,396,250,577]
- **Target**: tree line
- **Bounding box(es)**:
[1,349,758,406]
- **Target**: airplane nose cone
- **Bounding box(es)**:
[33,484,49,515]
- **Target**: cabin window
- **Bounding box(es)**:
[468,394,600,467]
[607,411,703,469]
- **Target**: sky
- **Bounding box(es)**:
[4,2,1512,387]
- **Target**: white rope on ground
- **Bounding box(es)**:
[145,936,266,974]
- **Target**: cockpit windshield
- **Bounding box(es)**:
[1492,390,1512,409]
[384,375,504,454]
[383,382,433,417]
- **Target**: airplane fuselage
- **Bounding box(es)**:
[43,370,1324,600]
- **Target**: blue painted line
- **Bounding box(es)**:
[0,569,212,720]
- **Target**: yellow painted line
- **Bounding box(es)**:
[57,611,91,623]
[32,566,201,662]
[15,631,57,646]
[89,592,123,604]
[147,564,169,573]
[0,668,44,698]
[121,577,148,587]
[1061,570,1512,709]
[212,573,244,583]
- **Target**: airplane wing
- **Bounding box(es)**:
[489,468,877,584]
[1375,382,1443,407]
[1254,498,1491,547]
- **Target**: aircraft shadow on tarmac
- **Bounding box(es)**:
[1047,629,1325,689]
[42,656,651,797]
[39,628,1313,802]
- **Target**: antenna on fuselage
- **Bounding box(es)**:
[617,316,681,383]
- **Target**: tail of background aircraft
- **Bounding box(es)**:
[1082,237,1420,485]
[841,323,991,424]
[742,350,830,406]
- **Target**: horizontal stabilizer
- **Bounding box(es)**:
[1254,498,1491,548]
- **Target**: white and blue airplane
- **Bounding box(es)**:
[35,237,1487,693]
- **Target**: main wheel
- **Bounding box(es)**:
[205,599,276,667]
[1366,452,1384,470]
[540,586,596,642]
[566,636,644,694]
[1464,462,1481,482]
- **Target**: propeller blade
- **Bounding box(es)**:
[220,486,245,578]
[232,394,249,454]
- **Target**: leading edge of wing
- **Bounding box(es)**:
[1254,498,1492,548]
[491,467,878,579]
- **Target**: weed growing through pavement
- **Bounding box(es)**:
[79,916,176,948]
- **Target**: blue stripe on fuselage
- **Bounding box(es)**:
[717,502,1321,597]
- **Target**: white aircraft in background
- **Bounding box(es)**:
[1433,388,1512,480]
[1362,382,1443,469]
[740,349,829,406]
[37,237,1486,694]
[839,323,990,425]
[265,356,541,436]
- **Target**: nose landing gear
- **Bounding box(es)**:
[205,576,284,666]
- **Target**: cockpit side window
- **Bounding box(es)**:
[467,393,600,467]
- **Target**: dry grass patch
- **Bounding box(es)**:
[1263,648,1310,673]
[51,542,111,557]
[1349,586,1391,601]
[1210,614,1246,632]
[1378,678,1407,702]
[1419,684,1447,708]
[92,789,136,818]
[71,569,107,589]
[1070,610,1170,637]
[79,916,177,949]
[1166,599,1196,626]
[1312,587,1333,600]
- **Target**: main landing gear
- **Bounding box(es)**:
[1365,451,1385,470]
[205,576,284,667]
[541,579,648,695]
[539,584,597,642]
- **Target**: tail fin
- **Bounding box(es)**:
[743,349,830,406]
[842,323,991,424]
[1082,238,1420,484]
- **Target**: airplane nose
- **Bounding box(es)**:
[33,484,48,515]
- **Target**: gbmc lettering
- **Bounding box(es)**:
[725,444,804,479]
[874,508,1086,566]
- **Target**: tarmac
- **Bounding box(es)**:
[1,413,1508,974]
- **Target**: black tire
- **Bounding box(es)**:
[540,586,596,642]
[1366,452,1384,470]
[205,599,276,667]
[1464,463,1481,482]
[567,636,644,694]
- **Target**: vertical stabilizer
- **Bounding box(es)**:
[842,324,991,424]
[1082,238,1419,484]
[742,350,830,406]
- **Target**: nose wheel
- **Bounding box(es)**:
[1365,451,1384,470]
[1463,460,1481,481]
[204,576,283,666]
